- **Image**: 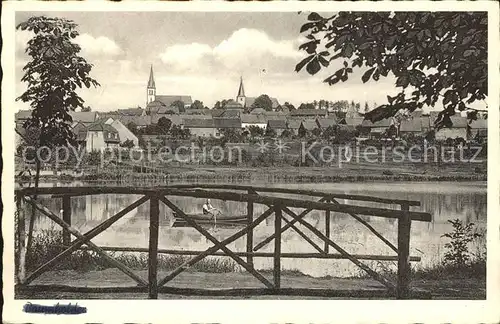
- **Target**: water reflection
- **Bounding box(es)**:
[24,181,486,277]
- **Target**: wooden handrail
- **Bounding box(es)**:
[17,187,431,222]
[19,183,421,206]
[167,184,422,206]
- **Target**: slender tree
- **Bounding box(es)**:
[16,16,99,251]
[17,16,99,185]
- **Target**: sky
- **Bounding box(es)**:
[14,11,479,113]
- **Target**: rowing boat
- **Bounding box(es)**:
[172,212,247,228]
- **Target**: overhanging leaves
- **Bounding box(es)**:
[296,11,487,124]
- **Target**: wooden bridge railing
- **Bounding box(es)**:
[15,185,432,299]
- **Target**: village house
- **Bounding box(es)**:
[362,118,393,138]
[69,111,100,126]
[118,107,145,116]
[104,118,139,146]
[420,116,431,134]
[212,105,242,119]
[265,111,288,120]
[298,120,318,136]
[213,118,242,137]
[316,117,338,130]
[71,121,88,149]
[290,109,327,119]
[183,119,217,137]
[250,108,266,115]
[150,114,181,126]
[146,100,180,115]
[286,119,302,135]
[341,117,364,127]
[184,108,211,116]
[434,116,468,141]
[398,119,422,137]
[119,115,153,129]
[266,119,287,136]
[85,122,120,151]
[468,119,487,142]
[15,110,32,125]
[241,113,267,129]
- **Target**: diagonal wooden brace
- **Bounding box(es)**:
[281,206,396,291]
[253,197,327,251]
[157,206,274,287]
[160,197,274,289]
[23,196,148,286]
[281,215,324,254]
[328,197,398,253]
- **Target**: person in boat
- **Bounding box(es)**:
[202,199,220,229]
[202,199,220,217]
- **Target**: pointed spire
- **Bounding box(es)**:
[147,65,156,88]
[237,76,245,97]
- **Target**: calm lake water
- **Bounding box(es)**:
[23,181,487,277]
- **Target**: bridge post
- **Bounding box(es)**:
[397,203,412,299]
[324,198,330,253]
[246,190,254,267]
[274,206,282,289]
[62,196,72,245]
[148,195,160,299]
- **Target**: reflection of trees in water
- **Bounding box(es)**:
[30,187,487,238]
[418,193,486,223]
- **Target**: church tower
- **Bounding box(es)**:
[146,65,156,105]
[236,76,246,107]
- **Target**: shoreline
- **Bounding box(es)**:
[15,163,487,184]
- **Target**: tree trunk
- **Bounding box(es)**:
[26,158,41,255]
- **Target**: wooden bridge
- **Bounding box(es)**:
[15,184,432,299]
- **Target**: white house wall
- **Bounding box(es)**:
[242,122,267,129]
[86,131,106,152]
[110,120,139,146]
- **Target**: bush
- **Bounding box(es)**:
[120,139,135,148]
[442,219,483,266]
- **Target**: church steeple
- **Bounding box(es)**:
[236,76,246,107]
[147,65,156,105]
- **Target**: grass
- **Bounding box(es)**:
[24,230,238,273]
[344,258,486,282]
[22,230,486,282]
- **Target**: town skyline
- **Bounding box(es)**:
[14,11,486,113]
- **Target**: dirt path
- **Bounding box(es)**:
[16,269,485,300]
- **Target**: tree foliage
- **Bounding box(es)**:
[190,100,204,110]
[298,103,315,110]
[157,117,172,134]
[127,122,138,134]
[219,128,242,143]
[296,12,487,128]
[171,100,185,113]
[247,125,265,138]
[281,102,296,111]
[17,16,100,147]
[251,94,274,111]
[214,99,230,109]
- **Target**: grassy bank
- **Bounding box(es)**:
[23,230,238,273]
[22,230,485,281]
[16,161,487,185]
